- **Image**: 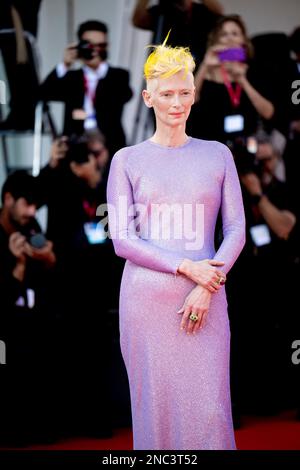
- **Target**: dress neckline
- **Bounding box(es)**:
[146,136,193,150]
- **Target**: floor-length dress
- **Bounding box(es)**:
[107,137,245,450]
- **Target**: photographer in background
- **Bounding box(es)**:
[284,26,300,210]
[132,0,223,65]
[39,20,133,157]
[0,170,56,446]
[37,136,114,439]
[228,134,297,418]
[188,15,275,143]
[38,133,109,254]
[289,26,300,130]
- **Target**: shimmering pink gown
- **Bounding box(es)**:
[107,137,245,450]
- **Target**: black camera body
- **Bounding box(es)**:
[76,40,95,60]
[28,232,47,249]
[76,40,108,61]
[21,226,47,249]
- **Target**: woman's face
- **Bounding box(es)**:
[218,21,245,48]
[143,71,195,129]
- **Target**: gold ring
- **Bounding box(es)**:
[189,313,198,322]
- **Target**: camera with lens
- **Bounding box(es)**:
[76,40,108,61]
[76,40,96,60]
[28,232,47,249]
[21,227,47,249]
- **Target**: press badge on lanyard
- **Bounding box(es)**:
[221,63,245,134]
[224,114,244,133]
[84,222,106,244]
[250,224,271,247]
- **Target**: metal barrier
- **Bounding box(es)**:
[0,101,56,177]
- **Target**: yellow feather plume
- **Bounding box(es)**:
[144,31,195,81]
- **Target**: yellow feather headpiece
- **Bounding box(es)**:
[144,31,195,81]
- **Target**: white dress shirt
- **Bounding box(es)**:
[56,61,109,130]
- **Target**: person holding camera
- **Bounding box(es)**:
[188,15,275,143]
[289,27,300,134]
[36,137,114,439]
[283,26,300,214]
[38,134,109,253]
[39,20,133,157]
[228,134,297,416]
[0,171,55,333]
[0,170,57,445]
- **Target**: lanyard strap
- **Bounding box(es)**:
[83,200,97,220]
[83,74,96,105]
[220,64,242,109]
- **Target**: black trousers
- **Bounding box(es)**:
[227,253,299,413]
[0,307,57,445]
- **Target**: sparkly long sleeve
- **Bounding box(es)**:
[213,145,246,273]
[107,149,184,274]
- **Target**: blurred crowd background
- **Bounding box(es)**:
[0,0,299,447]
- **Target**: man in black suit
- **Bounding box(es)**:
[0,171,57,445]
[40,20,133,157]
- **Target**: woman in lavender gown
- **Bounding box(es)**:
[107,41,245,450]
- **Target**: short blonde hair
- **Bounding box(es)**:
[144,44,195,81]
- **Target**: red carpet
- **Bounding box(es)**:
[235,410,300,450]
[18,410,300,451]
